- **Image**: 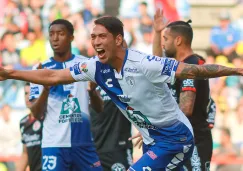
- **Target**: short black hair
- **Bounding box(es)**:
[49,19,74,35]
[166,20,193,45]
[94,16,124,38]
[25,82,30,87]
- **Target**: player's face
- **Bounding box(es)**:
[49,24,73,54]
[91,24,117,64]
[162,28,176,58]
[24,85,32,108]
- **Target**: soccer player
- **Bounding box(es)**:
[0,11,243,170]
[26,19,102,171]
[16,82,43,171]
[89,86,133,171]
[153,9,215,170]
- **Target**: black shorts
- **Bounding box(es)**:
[98,148,133,171]
[184,131,213,171]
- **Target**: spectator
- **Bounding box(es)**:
[207,11,240,62]
[20,29,47,69]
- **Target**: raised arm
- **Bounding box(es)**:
[0,67,76,85]
[152,9,168,57]
[176,62,243,79]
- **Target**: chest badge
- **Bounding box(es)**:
[33,120,41,132]
[125,76,135,87]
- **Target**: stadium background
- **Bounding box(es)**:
[1,0,243,170]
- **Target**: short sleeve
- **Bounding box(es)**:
[69,58,97,82]
[141,55,179,84]
[29,64,43,101]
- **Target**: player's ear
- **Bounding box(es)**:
[115,35,123,46]
[70,35,74,42]
[175,36,182,46]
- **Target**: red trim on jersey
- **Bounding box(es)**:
[182,87,197,92]
[198,59,205,65]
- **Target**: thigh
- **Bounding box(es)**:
[129,142,194,171]
[42,147,71,171]
[71,146,103,171]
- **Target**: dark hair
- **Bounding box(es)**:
[49,19,74,35]
[1,31,14,41]
[25,82,30,86]
[94,16,124,37]
[140,1,148,6]
[166,20,193,45]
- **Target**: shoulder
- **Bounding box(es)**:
[183,55,205,65]
[126,48,149,62]
[20,114,29,125]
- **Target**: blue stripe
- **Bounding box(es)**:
[121,49,128,77]
[94,61,128,110]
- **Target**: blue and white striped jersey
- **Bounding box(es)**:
[70,49,193,145]
[30,55,92,148]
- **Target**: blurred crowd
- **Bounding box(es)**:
[1,0,243,170]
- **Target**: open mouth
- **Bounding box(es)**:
[96,48,106,58]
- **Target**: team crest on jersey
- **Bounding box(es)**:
[59,94,82,123]
[32,120,41,131]
[81,62,88,72]
[111,163,126,171]
[125,76,135,87]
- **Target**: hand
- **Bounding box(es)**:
[153,9,169,33]
[0,66,8,81]
[128,132,143,149]
[87,81,98,95]
[37,63,50,91]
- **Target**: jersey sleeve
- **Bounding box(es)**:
[29,64,43,101]
[141,55,179,84]
[180,79,197,92]
[69,58,97,82]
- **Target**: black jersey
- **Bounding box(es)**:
[20,114,43,171]
[169,54,214,136]
[90,87,133,153]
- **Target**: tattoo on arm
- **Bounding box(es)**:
[177,63,242,79]
[179,91,196,116]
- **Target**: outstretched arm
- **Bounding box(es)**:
[176,62,243,79]
[0,67,75,85]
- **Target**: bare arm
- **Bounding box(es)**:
[153,31,163,57]
[88,82,104,113]
[176,62,243,79]
[30,88,49,120]
[0,68,75,85]
[179,91,196,116]
[16,145,28,171]
[152,9,168,57]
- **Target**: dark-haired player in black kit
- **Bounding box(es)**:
[153,10,216,171]
[16,82,43,171]
[89,86,133,171]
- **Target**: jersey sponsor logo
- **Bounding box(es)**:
[125,76,135,87]
[117,95,131,103]
[59,94,83,123]
[105,78,113,87]
[33,120,41,131]
[45,64,56,69]
[146,55,162,62]
[23,133,41,147]
[111,163,126,171]
[91,161,101,168]
[30,86,39,96]
[100,68,111,73]
[182,79,194,87]
[161,58,178,76]
[126,106,156,130]
[124,67,139,73]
